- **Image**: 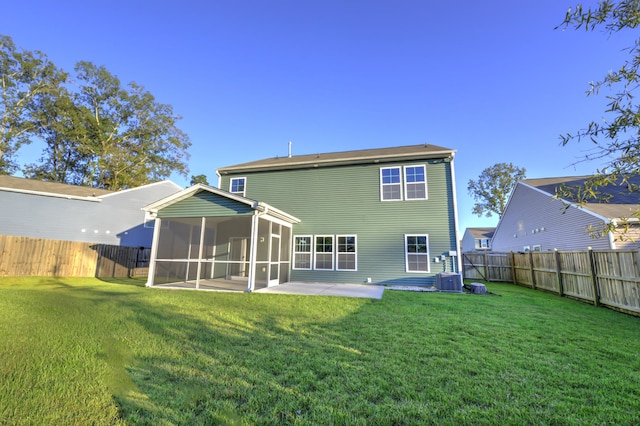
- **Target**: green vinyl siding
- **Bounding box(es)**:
[219,159,457,285]
[158,190,254,218]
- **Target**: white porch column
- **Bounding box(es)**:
[247,212,260,292]
[195,216,206,289]
[146,216,161,287]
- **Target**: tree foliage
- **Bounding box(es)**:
[468,163,526,219]
[190,174,209,185]
[0,35,62,174]
[2,34,191,189]
[557,1,640,206]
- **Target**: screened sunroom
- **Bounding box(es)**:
[143,185,299,291]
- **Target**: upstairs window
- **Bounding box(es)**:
[380,167,402,201]
[229,177,246,196]
[404,166,427,200]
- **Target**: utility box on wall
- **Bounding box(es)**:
[436,272,462,292]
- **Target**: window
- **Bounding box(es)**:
[229,177,246,196]
[475,238,490,249]
[380,165,427,201]
[293,236,312,270]
[533,245,541,252]
[404,166,427,200]
[315,236,334,270]
[405,234,429,273]
[380,167,402,201]
[337,235,357,271]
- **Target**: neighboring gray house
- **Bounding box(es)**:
[461,227,495,252]
[0,176,182,247]
[491,176,640,252]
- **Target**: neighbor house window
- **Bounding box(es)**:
[336,235,357,271]
[405,234,429,273]
[533,245,541,252]
[404,165,427,200]
[380,167,402,201]
[475,238,490,249]
[229,177,246,196]
[314,235,334,270]
[293,236,312,270]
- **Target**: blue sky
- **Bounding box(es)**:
[2,0,635,233]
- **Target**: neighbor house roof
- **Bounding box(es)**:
[466,227,495,239]
[218,144,456,174]
[0,175,112,199]
[523,175,640,221]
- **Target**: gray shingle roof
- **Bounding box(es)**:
[467,227,495,239]
[218,144,455,174]
[524,175,640,219]
[0,176,112,197]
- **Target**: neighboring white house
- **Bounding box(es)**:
[461,227,495,252]
[491,176,640,252]
[0,176,182,247]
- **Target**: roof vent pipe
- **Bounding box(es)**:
[288,141,292,158]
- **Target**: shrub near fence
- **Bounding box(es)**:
[0,234,150,278]
[463,249,640,317]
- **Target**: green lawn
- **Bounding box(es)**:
[1,277,640,425]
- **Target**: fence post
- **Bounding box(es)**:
[484,250,489,281]
[529,251,536,289]
[510,252,516,284]
[554,249,564,296]
[587,247,600,307]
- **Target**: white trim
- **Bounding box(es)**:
[314,235,335,271]
[404,234,430,273]
[98,180,182,199]
[403,165,428,200]
[336,235,357,271]
[292,235,313,270]
[229,177,247,197]
[380,166,403,201]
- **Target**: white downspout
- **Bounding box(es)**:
[448,154,463,273]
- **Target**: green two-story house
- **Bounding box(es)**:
[144,144,461,291]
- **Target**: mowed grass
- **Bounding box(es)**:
[1,278,640,425]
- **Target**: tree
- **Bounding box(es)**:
[25,61,192,189]
[0,35,61,174]
[190,174,209,185]
[557,2,640,211]
[468,163,526,218]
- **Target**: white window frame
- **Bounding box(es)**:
[403,165,427,200]
[229,177,247,196]
[405,234,430,273]
[532,244,541,252]
[314,235,335,270]
[336,235,357,271]
[293,235,313,270]
[380,166,403,201]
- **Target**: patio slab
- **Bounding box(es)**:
[254,282,385,299]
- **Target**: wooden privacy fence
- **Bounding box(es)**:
[463,249,640,316]
[0,235,150,278]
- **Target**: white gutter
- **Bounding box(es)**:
[0,187,102,202]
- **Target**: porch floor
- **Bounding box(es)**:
[154,278,260,292]
[152,280,384,299]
